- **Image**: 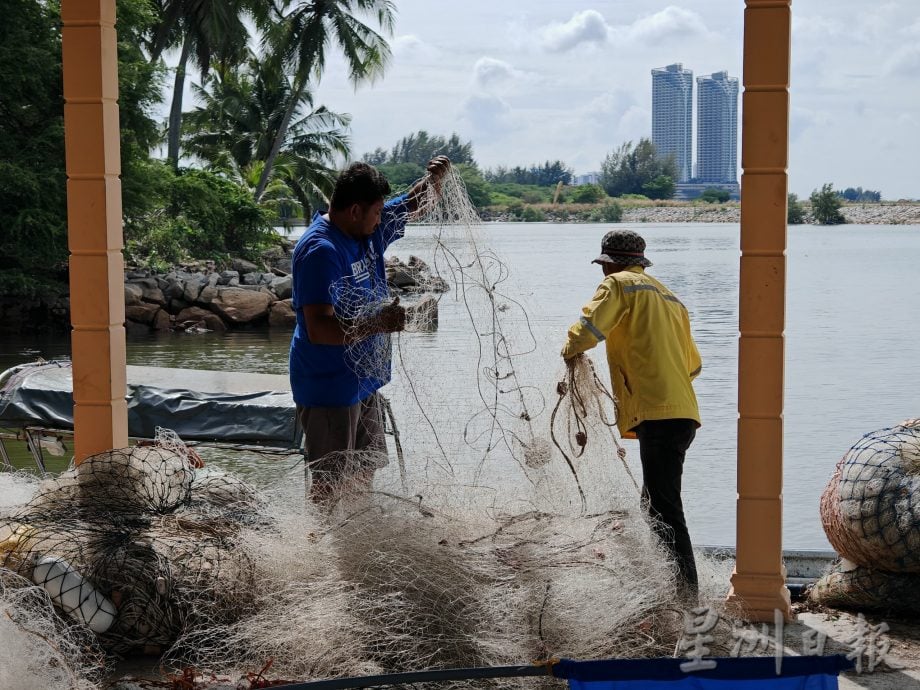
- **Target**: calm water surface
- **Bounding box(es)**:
[2,222,918,549]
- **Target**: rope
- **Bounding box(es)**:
[550,356,639,503]
[378,395,408,495]
[266,662,557,690]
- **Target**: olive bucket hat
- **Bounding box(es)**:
[592,229,653,268]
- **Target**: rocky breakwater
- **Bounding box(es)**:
[124,257,296,333]
[385,256,448,333]
[124,255,448,333]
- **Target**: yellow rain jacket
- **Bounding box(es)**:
[561,266,702,438]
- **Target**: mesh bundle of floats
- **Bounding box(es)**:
[811,420,920,614]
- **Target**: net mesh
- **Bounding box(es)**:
[0,568,103,690]
[0,167,735,685]
[0,439,261,657]
[811,420,920,612]
[809,560,920,615]
[819,420,920,572]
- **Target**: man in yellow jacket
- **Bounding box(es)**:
[562,229,702,596]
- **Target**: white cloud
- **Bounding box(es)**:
[459,93,513,140]
[581,89,637,124]
[792,15,847,40]
[392,34,439,59]
[885,44,920,76]
[620,6,710,44]
[537,6,711,53]
[307,0,920,199]
[790,107,830,141]
[472,57,532,89]
[540,10,611,52]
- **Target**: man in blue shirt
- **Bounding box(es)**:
[290,156,450,503]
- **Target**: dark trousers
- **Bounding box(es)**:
[634,418,698,595]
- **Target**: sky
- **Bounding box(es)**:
[296,0,920,200]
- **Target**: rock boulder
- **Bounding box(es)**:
[176,306,227,332]
[268,299,296,328]
[210,287,273,325]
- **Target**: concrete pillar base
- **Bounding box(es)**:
[726,568,792,622]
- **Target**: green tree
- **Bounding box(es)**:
[484,160,572,186]
[838,186,881,202]
[148,0,259,169]
[810,183,846,225]
[521,206,545,222]
[381,131,476,167]
[124,168,274,269]
[0,0,163,297]
[0,0,66,297]
[586,201,623,223]
[183,55,350,216]
[376,162,426,188]
[787,193,806,224]
[255,0,395,201]
[642,175,676,200]
[572,184,606,204]
[699,187,730,203]
[600,138,677,198]
[118,0,169,224]
[455,164,490,208]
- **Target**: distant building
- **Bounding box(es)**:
[573,172,601,186]
[696,71,739,184]
[651,63,693,183]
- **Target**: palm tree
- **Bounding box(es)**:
[253,0,395,201]
[183,55,351,216]
[148,0,263,169]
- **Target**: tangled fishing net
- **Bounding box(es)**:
[0,429,262,663]
[0,167,736,686]
[811,419,920,612]
[0,568,103,690]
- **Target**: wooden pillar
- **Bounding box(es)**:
[727,0,793,622]
[62,0,128,462]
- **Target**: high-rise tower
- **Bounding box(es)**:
[696,71,739,183]
[651,63,693,183]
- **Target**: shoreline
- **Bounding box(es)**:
[621,202,920,225]
[483,202,920,225]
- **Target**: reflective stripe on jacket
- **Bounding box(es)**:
[561,266,702,438]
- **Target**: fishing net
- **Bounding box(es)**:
[331,167,550,491]
[0,167,732,686]
[819,420,920,572]
[811,419,920,612]
[809,559,920,616]
[0,568,103,690]
[0,430,262,658]
[166,478,736,687]
[174,165,724,683]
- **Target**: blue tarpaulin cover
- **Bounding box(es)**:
[554,656,852,690]
[0,361,297,446]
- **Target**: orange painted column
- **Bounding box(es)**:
[726,0,793,622]
[62,0,128,462]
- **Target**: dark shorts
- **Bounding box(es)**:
[296,392,388,483]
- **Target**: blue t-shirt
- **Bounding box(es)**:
[289,195,409,407]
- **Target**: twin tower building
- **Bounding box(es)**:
[651,63,739,191]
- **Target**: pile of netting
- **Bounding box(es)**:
[811,419,920,614]
[0,447,733,688]
[0,431,262,660]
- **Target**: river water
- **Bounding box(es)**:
[2,222,918,549]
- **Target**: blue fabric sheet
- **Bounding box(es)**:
[554,656,852,690]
